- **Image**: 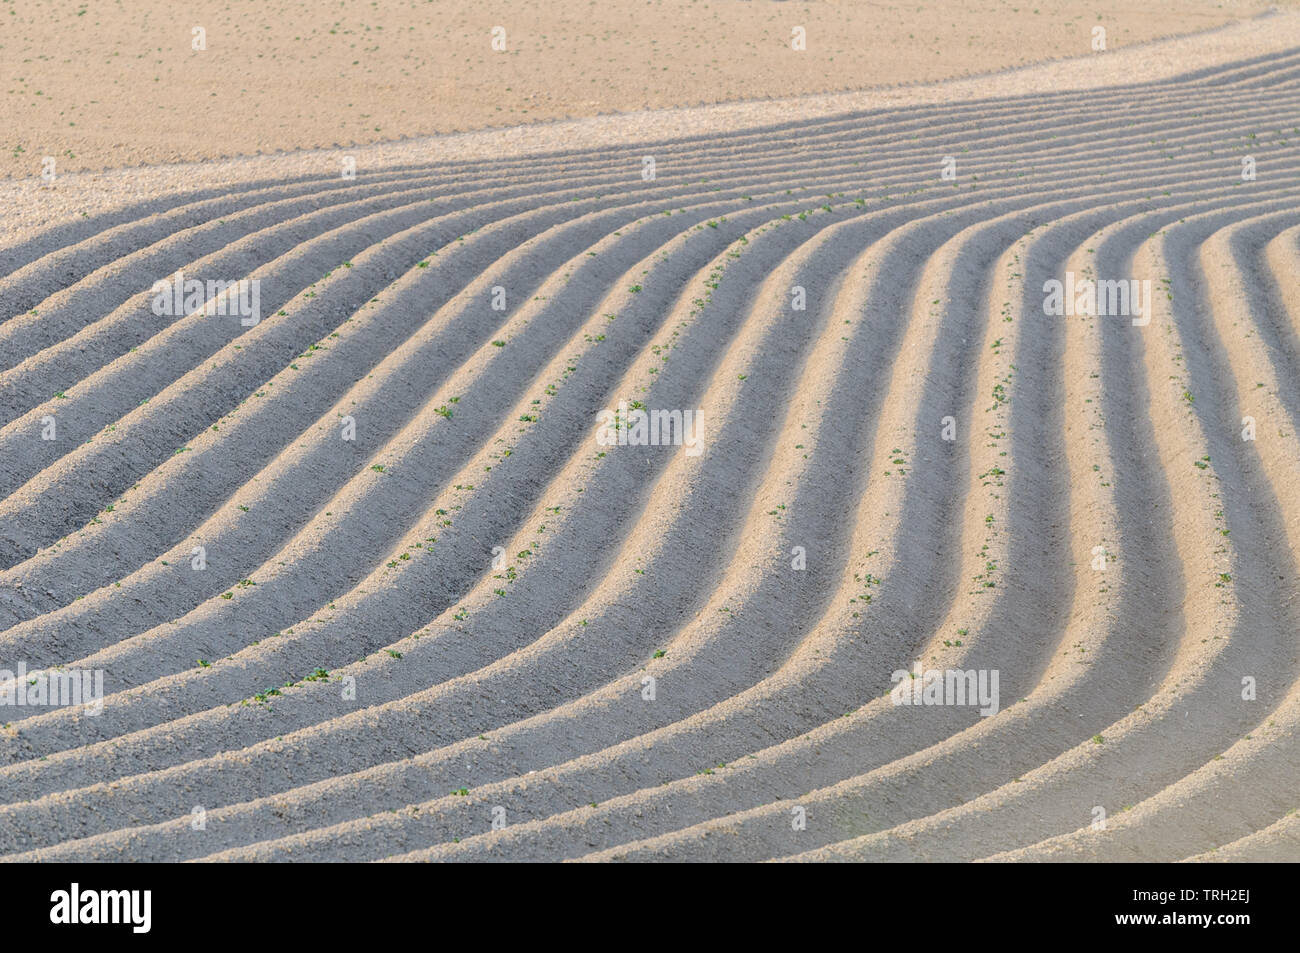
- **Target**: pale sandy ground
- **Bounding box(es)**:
[0,0,1288,179]
[7,6,1300,241]
[2,3,1300,864]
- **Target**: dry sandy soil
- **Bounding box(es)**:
[2,2,1300,863]
[0,0,1288,178]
